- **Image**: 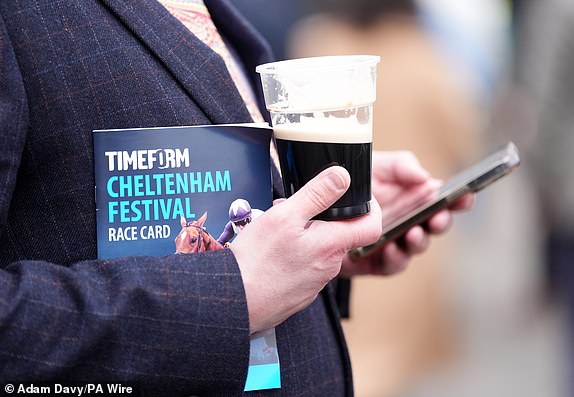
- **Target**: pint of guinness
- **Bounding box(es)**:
[257,56,380,220]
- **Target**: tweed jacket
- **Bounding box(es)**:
[0,0,352,395]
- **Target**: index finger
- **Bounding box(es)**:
[373,151,430,186]
[448,192,476,211]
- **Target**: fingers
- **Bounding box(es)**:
[401,225,430,254]
[407,193,473,235]
[449,192,476,211]
[377,178,441,221]
[283,166,350,222]
[426,209,453,234]
[373,151,430,185]
[359,227,427,276]
[272,166,381,254]
[310,196,383,252]
[378,242,410,275]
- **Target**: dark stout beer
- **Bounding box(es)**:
[273,105,373,220]
[276,139,372,220]
[257,56,380,220]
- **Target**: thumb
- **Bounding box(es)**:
[284,166,350,222]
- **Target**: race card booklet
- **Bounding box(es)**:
[93,123,280,391]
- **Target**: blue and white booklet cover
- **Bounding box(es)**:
[93,124,280,391]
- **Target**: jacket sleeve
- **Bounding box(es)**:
[0,13,249,397]
[0,253,251,395]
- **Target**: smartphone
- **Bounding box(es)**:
[349,142,521,259]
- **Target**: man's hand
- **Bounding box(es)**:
[340,151,475,277]
[230,166,382,334]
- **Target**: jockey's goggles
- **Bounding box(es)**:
[234,217,251,227]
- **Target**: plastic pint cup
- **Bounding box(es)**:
[256,55,380,220]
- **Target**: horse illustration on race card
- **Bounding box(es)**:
[174,212,223,254]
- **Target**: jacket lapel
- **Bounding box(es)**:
[205,0,274,122]
[98,0,253,124]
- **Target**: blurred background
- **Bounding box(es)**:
[231,0,573,395]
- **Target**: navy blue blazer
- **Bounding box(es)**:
[0,0,352,395]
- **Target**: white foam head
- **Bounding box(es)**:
[272,108,373,144]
